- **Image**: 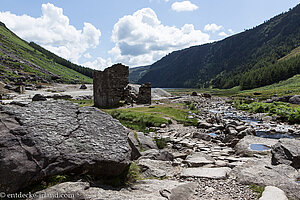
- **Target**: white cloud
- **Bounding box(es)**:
[110,8,210,67]
[0,3,101,63]
[82,57,112,71]
[228,29,234,34]
[171,1,198,12]
[204,23,223,33]
[218,32,228,37]
[84,53,92,59]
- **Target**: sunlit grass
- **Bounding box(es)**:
[103,104,197,132]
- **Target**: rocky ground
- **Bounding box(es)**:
[0,88,299,200]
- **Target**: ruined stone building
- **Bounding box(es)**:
[93,64,129,108]
[93,63,152,108]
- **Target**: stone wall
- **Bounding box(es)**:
[137,83,151,104]
[93,64,129,108]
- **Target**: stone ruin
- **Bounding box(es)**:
[93,63,151,108]
[137,83,151,104]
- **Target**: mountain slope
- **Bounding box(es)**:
[139,4,300,89]
[0,22,93,84]
[129,65,150,83]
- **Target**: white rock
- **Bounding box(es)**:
[183,152,215,167]
[259,186,288,200]
[181,167,231,179]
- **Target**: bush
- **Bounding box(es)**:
[126,162,141,184]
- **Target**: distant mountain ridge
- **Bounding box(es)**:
[129,65,150,84]
[138,4,300,89]
[0,21,93,85]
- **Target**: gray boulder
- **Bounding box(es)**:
[128,132,158,152]
[140,149,174,161]
[168,182,197,200]
[230,158,300,200]
[0,101,131,193]
[289,95,300,104]
[271,138,300,169]
[137,159,174,178]
[235,135,278,156]
[151,88,172,99]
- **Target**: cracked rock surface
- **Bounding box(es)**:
[0,100,131,193]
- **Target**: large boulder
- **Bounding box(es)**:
[235,135,278,156]
[151,88,172,99]
[230,158,300,200]
[271,138,300,169]
[0,101,131,193]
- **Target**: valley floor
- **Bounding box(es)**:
[0,85,299,200]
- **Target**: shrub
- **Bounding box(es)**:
[126,162,141,184]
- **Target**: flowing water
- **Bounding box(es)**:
[208,105,299,139]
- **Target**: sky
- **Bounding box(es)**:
[0,0,299,70]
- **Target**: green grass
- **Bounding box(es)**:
[167,74,300,100]
[105,109,170,132]
[279,46,300,61]
[104,104,197,132]
[70,99,94,107]
[249,184,265,198]
[0,24,92,84]
[126,162,142,184]
[234,74,300,100]
[166,86,241,97]
[235,101,300,123]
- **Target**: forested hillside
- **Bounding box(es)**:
[138,4,300,89]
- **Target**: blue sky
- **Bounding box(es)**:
[0,0,299,70]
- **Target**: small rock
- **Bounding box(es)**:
[80,84,87,89]
[169,182,197,200]
[160,123,167,128]
[183,152,215,167]
[191,92,198,96]
[32,94,47,101]
[193,132,211,141]
[197,120,213,129]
